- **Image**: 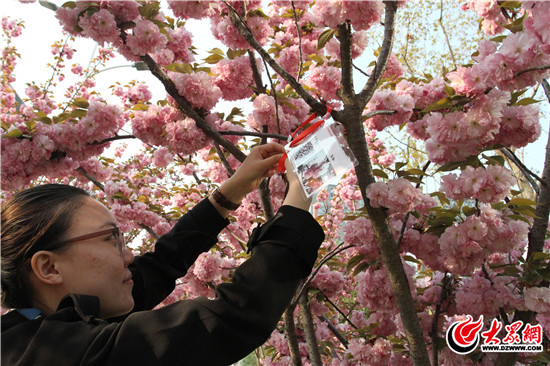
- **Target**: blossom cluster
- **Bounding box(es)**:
[440,164,516,203]
[439,204,529,275]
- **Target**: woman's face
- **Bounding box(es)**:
[55,197,134,319]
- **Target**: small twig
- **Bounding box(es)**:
[291,244,354,308]
[352,62,370,78]
[438,0,457,69]
[501,148,544,189]
[402,15,417,76]
[176,153,202,185]
[514,65,550,78]
[396,161,431,249]
[76,167,104,191]
[248,50,266,94]
[318,315,349,348]
[225,0,327,116]
[43,35,71,95]
[291,1,304,82]
[363,109,397,120]
[218,129,287,141]
[223,226,248,252]
[262,57,281,135]
[91,134,136,145]
[214,143,235,176]
[322,293,358,330]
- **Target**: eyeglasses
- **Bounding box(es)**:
[55,227,126,255]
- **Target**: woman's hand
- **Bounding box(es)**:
[209,143,285,217]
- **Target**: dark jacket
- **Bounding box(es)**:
[1,198,324,366]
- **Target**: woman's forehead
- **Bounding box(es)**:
[68,197,116,232]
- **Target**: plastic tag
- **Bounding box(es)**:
[286,118,355,198]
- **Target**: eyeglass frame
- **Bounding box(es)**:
[53,227,126,255]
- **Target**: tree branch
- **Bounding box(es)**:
[514,65,550,78]
[357,1,399,106]
[438,0,457,69]
[224,2,328,116]
[337,22,355,103]
[497,78,550,366]
[218,130,287,141]
[291,244,354,308]
[139,53,246,162]
[284,308,303,366]
[291,1,304,82]
[214,143,235,176]
[500,148,542,194]
[318,315,349,348]
[91,134,136,145]
[299,292,322,366]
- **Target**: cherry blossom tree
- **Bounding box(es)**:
[2,1,550,365]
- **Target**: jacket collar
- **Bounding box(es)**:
[56,294,101,322]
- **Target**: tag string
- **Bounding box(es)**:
[277,106,333,173]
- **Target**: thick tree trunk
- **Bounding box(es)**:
[341,108,431,366]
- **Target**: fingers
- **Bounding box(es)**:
[254,142,285,158]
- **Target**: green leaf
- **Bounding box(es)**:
[72,98,89,109]
[346,254,365,273]
[421,97,453,113]
[138,2,160,19]
[227,48,247,60]
[70,109,87,119]
[500,1,521,9]
[444,84,455,97]
[395,161,407,171]
[506,214,531,224]
[372,169,388,179]
[402,176,423,184]
[61,1,76,9]
[489,35,507,43]
[482,154,505,166]
[514,97,541,106]
[2,129,23,138]
[164,63,192,74]
[535,267,550,282]
[436,161,462,172]
[209,48,225,56]
[507,198,537,206]
[407,168,427,176]
[430,192,450,206]
[317,28,334,50]
[462,206,478,217]
[403,255,422,265]
[353,261,370,276]
[204,54,224,64]
[132,104,150,111]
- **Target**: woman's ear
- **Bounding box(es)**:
[30,251,64,285]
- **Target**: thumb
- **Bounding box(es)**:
[263,153,284,168]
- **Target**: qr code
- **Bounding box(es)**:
[294,141,314,161]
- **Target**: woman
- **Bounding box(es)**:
[1,142,324,366]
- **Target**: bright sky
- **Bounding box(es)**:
[3,0,548,177]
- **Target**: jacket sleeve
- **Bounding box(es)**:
[129,198,229,311]
[105,205,324,366]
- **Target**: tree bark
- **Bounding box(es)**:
[299,292,322,366]
[496,79,550,366]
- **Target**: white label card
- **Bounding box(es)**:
[286,119,355,198]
